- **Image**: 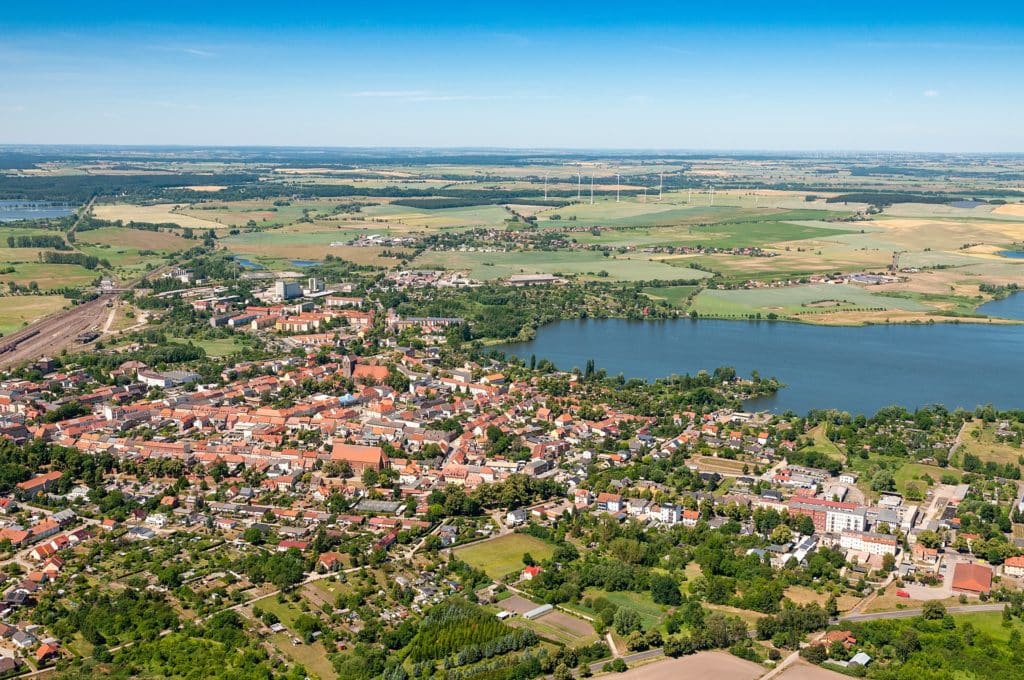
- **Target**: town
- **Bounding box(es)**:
[0,247,1017,679]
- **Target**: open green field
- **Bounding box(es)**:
[180,199,341,228]
[535,199,852,231]
[565,218,855,250]
[359,203,513,229]
[251,594,306,629]
[413,249,713,282]
[454,533,555,580]
[0,295,68,335]
[641,285,701,307]
[578,589,668,630]
[690,284,929,319]
[221,223,411,266]
[76,243,168,272]
[0,262,97,290]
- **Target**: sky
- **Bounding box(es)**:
[2,1,1024,151]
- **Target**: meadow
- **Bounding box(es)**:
[0,262,97,290]
[454,533,555,580]
[0,295,68,335]
[690,283,929,318]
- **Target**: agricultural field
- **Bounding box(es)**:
[0,294,68,335]
[413,249,712,282]
[495,595,597,646]
[453,533,555,580]
[92,203,227,229]
[640,284,700,307]
[358,203,513,230]
[690,283,929,319]
[220,223,411,267]
[179,199,341,228]
[0,261,97,290]
[75,226,191,251]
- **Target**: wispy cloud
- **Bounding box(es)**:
[154,46,217,58]
[923,89,939,97]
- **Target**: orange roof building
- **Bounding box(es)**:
[952,562,992,595]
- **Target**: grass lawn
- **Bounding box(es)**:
[641,285,701,307]
[953,611,1024,641]
[0,294,68,335]
[454,533,555,580]
[893,463,956,497]
[251,594,306,629]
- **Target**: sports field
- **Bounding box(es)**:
[454,533,555,580]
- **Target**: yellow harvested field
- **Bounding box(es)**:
[93,203,226,229]
[993,203,1024,217]
[76,226,191,250]
[784,586,860,612]
[182,185,227,192]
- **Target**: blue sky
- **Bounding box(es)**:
[2,2,1024,150]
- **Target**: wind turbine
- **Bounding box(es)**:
[616,173,620,203]
[709,185,715,207]
[543,172,549,201]
[659,173,664,202]
[590,175,594,204]
[577,171,582,201]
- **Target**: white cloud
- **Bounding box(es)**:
[923,89,939,97]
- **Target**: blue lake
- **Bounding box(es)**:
[977,292,1024,321]
[233,257,265,270]
[0,200,74,222]
[494,318,1024,415]
[290,259,321,267]
[998,251,1024,259]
